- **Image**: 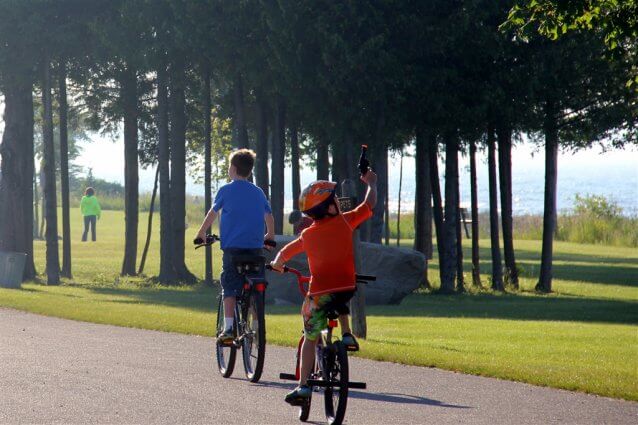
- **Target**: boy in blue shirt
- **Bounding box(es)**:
[195,149,275,343]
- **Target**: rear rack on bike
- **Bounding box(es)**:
[279,373,367,390]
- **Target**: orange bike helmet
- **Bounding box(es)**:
[299,181,337,214]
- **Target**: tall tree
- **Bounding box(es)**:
[0,1,38,280]
[157,63,177,284]
[290,125,301,210]
[203,69,213,284]
[41,58,60,285]
[168,56,195,281]
[413,129,433,286]
[497,125,518,288]
[58,62,72,278]
[469,139,481,286]
[439,136,459,293]
[120,63,139,276]
[255,94,270,198]
[487,124,504,291]
[271,97,286,233]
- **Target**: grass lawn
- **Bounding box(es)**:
[1,208,637,401]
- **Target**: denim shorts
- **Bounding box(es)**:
[221,248,265,298]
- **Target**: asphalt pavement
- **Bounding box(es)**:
[1,308,636,424]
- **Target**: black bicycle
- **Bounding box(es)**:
[271,265,374,425]
[195,234,275,383]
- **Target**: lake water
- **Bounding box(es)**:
[47,134,638,217]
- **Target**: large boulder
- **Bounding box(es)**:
[264,235,426,305]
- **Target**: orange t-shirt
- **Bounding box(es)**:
[278,203,373,296]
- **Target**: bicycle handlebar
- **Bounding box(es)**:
[194,234,220,249]
[194,234,276,250]
[266,265,375,296]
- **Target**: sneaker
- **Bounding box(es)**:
[217,329,234,345]
[341,332,359,351]
[285,385,312,406]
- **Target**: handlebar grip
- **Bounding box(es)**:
[264,239,277,248]
[355,274,376,281]
[193,237,204,245]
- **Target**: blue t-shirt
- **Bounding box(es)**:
[213,180,272,250]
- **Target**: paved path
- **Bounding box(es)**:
[1,308,636,424]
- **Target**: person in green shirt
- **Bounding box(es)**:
[80,187,101,242]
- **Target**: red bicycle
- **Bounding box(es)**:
[268,265,374,425]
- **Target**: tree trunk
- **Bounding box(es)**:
[290,125,301,210]
[396,150,403,246]
[169,59,195,282]
[255,94,270,198]
[497,125,518,288]
[138,166,159,275]
[120,64,139,277]
[384,185,390,245]
[33,174,40,239]
[41,59,60,285]
[271,96,286,233]
[316,140,330,180]
[58,62,72,278]
[456,172,464,293]
[233,73,249,149]
[469,139,481,286]
[487,124,504,291]
[0,67,35,280]
[368,145,388,244]
[439,136,458,293]
[331,137,348,194]
[157,64,177,284]
[427,135,444,262]
[413,128,432,287]
[537,99,558,293]
[203,70,213,284]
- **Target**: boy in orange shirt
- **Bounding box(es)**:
[270,170,377,404]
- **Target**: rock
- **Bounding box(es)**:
[264,235,426,305]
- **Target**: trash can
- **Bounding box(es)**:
[0,251,26,289]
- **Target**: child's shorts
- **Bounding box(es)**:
[302,290,355,341]
[221,248,264,298]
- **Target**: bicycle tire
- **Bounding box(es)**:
[215,296,237,378]
[242,290,266,382]
[323,341,349,425]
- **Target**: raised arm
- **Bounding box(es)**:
[361,169,378,209]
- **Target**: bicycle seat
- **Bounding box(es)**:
[233,255,265,274]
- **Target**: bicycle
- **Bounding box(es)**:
[269,265,375,425]
[195,234,276,383]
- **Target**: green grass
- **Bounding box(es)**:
[1,208,637,400]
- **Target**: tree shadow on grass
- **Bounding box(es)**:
[77,282,638,325]
[84,284,219,313]
[369,292,638,324]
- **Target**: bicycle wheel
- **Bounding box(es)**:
[241,290,266,382]
[215,296,237,378]
[323,341,349,425]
